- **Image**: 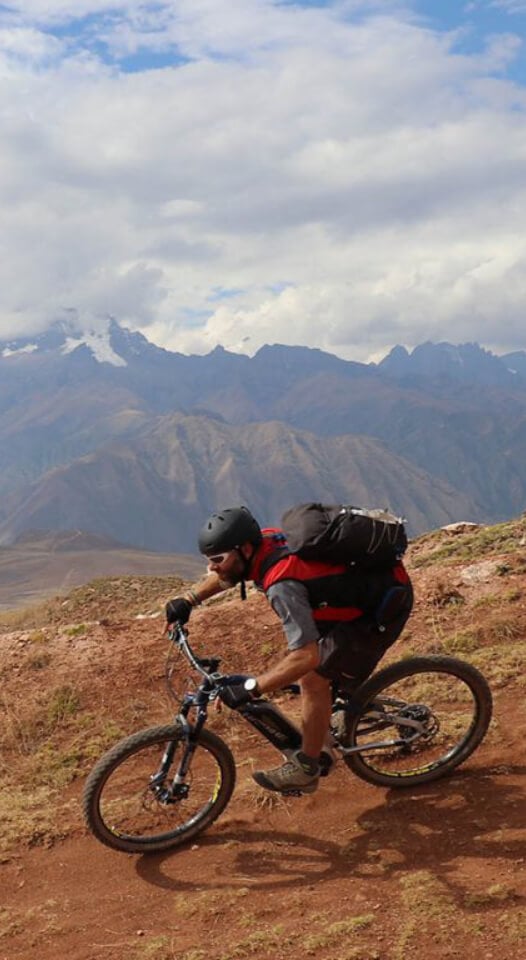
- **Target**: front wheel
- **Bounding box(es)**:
[342,655,492,788]
[83,723,236,853]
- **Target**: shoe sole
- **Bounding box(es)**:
[252,772,319,794]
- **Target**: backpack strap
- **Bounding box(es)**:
[252,531,290,587]
[373,581,413,632]
[258,544,291,580]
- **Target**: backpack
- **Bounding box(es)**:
[281,502,408,572]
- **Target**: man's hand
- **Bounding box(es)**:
[165,597,193,624]
[218,675,259,709]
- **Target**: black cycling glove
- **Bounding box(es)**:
[165,597,193,624]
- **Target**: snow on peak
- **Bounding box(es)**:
[2,343,39,358]
[61,330,127,367]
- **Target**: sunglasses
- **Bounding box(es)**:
[205,551,234,565]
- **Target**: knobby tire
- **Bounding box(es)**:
[343,655,492,787]
[83,723,236,853]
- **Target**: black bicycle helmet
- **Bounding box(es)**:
[198,506,262,555]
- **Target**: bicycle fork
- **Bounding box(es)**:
[150,702,209,802]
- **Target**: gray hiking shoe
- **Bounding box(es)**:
[252,750,320,794]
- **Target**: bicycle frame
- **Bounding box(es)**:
[165,623,424,786]
[84,630,492,853]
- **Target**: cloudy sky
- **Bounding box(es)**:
[1,0,526,362]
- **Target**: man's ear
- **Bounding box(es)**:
[239,542,254,561]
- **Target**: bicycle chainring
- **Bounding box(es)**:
[396,704,439,744]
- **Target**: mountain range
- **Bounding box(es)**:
[1,318,525,553]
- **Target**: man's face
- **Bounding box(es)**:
[205,545,251,584]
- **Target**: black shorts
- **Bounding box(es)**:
[316,582,413,689]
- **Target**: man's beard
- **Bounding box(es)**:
[207,556,246,586]
[220,571,243,586]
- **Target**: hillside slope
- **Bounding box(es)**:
[0,414,478,551]
[0,530,203,611]
[0,514,525,960]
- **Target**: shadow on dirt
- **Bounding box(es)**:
[135,765,525,907]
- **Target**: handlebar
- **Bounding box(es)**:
[167,621,301,698]
[167,622,223,680]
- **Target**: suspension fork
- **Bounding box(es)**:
[151,691,211,790]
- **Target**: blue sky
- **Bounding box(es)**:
[416,1,526,83]
[1,0,526,360]
[11,2,526,79]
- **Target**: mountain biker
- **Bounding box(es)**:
[165,506,413,795]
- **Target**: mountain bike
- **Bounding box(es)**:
[82,623,493,854]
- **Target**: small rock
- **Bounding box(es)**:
[441,522,481,534]
[459,559,501,584]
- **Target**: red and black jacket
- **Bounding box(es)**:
[249,528,410,625]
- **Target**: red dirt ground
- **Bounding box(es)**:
[1,529,525,960]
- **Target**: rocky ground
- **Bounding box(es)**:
[0,517,525,960]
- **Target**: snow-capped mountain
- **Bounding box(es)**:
[1,320,526,551]
[0,317,156,368]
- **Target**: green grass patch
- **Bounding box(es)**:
[464,883,518,907]
[132,936,173,960]
[46,685,81,725]
[260,640,277,657]
[411,516,526,569]
[64,623,87,637]
[441,629,480,654]
[0,778,58,854]
[0,900,64,941]
[26,649,52,670]
[470,640,524,687]
[472,593,501,608]
[502,588,523,602]
[219,924,290,959]
[441,610,522,658]
[304,916,375,951]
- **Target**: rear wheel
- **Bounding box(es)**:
[83,723,236,853]
[340,656,492,787]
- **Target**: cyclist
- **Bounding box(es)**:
[166,506,413,795]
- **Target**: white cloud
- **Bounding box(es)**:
[492,1,526,13]
[1,1,526,361]
[0,26,64,62]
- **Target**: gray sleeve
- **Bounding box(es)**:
[266,580,320,650]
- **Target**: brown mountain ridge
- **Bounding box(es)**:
[0,414,477,553]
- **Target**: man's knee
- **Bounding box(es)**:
[300,670,331,695]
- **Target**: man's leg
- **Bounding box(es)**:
[251,671,332,793]
[300,669,333,758]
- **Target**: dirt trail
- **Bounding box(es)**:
[2,717,524,960]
